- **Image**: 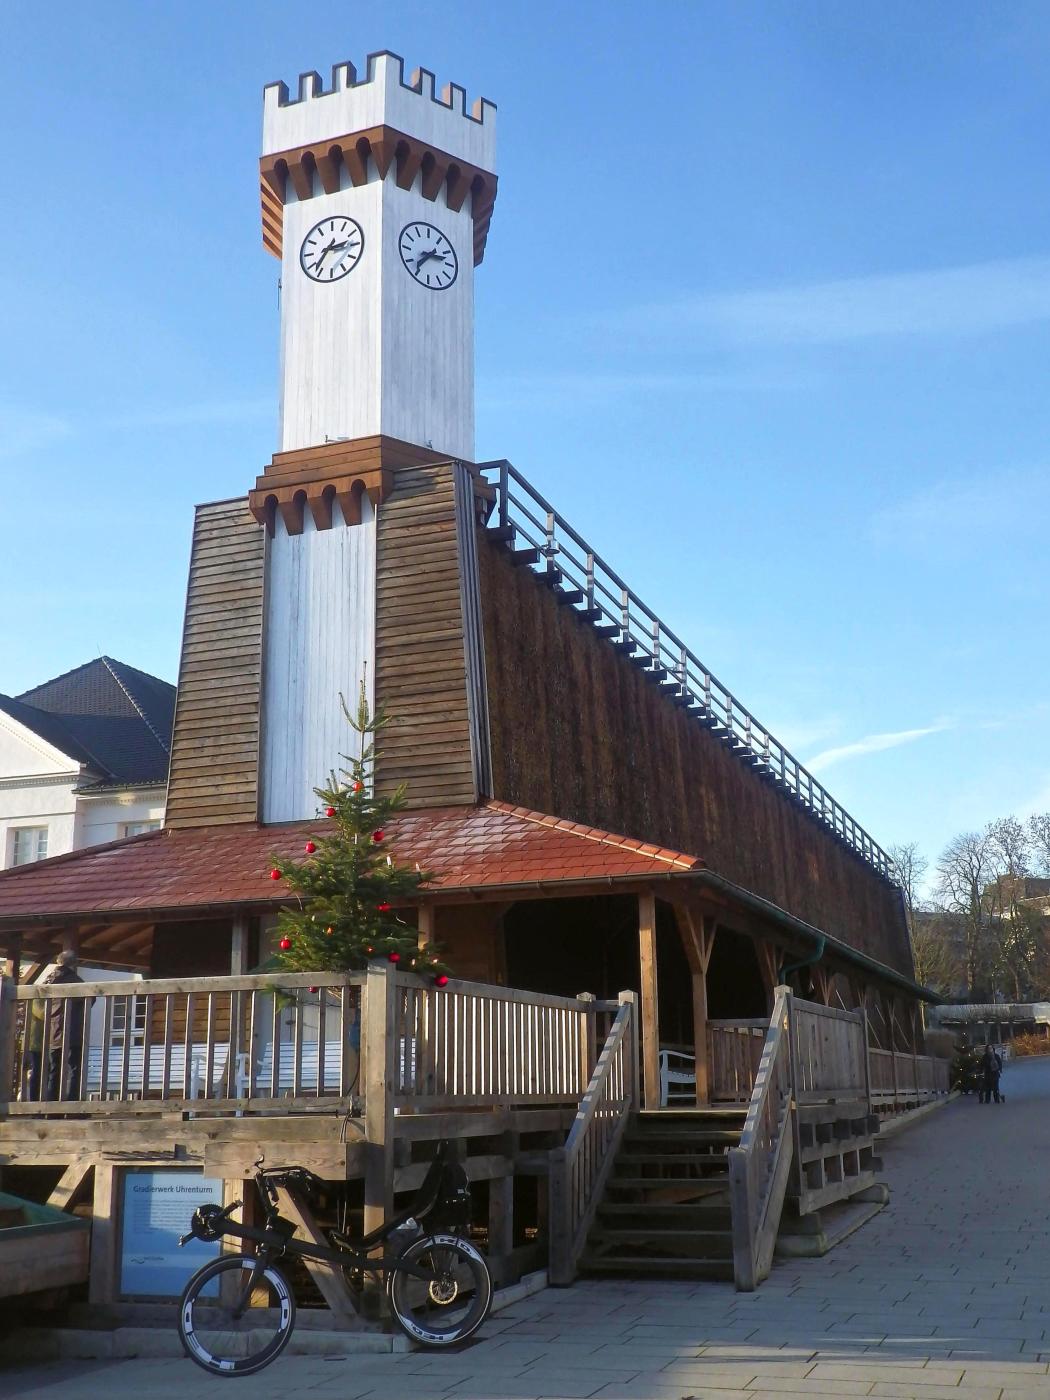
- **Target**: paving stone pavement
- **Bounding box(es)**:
[3,1057,1049,1399]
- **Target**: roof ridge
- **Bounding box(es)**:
[100,657,171,757]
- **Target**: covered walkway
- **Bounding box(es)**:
[5,1060,1050,1399]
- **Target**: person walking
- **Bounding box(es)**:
[979,1042,1003,1104]
[44,950,88,1101]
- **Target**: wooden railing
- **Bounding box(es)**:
[2,972,364,1113]
[0,968,617,1118]
[869,1047,950,1110]
[727,987,795,1292]
[709,1019,767,1103]
[548,992,639,1285]
[392,975,617,1110]
[480,459,895,881]
[790,1000,869,1103]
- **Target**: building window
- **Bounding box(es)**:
[123,821,162,838]
[11,827,48,866]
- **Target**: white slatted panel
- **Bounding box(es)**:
[261,498,376,821]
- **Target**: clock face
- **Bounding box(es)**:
[300,216,365,282]
[398,222,458,290]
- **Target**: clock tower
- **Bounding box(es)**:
[246,53,497,823]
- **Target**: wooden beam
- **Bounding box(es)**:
[755,940,781,1013]
[0,976,17,1107]
[88,1159,118,1304]
[5,934,22,984]
[48,1160,94,1212]
[417,905,435,952]
[276,1184,364,1329]
[638,893,660,1110]
[673,903,717,1106]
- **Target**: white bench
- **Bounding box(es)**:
[659,1047,697,1107]
[83,1043,230,1099]
[251,1041,356,1095]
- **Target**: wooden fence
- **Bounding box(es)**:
[869,1046,950,1110]
[548,993,639,1285]
[709,1019,766,1103]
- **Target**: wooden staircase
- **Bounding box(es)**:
[579,1108,747,1280]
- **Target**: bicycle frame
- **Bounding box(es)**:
[205,1212,441,1286]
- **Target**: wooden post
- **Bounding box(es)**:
[363,963,397,1235]
[637,893,660,1110]
[277,1184,362,1328]
[577,992,597,1087]
[5,935,22,985]
[675,905,716,1106]
[487,1173,515,1288]
[417,905,435,952]
[48,1161,93,1212]
[755,941,780,1014]
[0,975,17,1107]
[88,1160,118,1304]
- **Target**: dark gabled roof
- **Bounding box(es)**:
[0,656,175,786]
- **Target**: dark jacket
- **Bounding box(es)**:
[46,966,87,1048]
[981,1048,1003,1079]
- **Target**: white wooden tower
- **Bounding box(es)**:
[250,53,497,821]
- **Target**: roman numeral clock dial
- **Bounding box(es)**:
[299,216,364,282]
[399,222,458,290]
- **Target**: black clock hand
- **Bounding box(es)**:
[416,248,438,272]
[314,239,336,269]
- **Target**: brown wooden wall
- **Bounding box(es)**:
[165,499,266,827]
[477,536,914,977]
[374,464,477,807]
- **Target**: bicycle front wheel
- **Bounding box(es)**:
[389,1234,492,1347]
[179,1253,296,1377]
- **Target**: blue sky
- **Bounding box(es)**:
[2,2,1048,877]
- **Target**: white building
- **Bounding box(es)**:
[0,656,174,872]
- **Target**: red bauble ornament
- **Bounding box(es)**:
[326,806,336,818]
[269,868,282,881]
[388,951,401,964]
[365,946,374,954]
[377,902,391,913]
[434,974,449,988]
[325,926,334,936]
[304,841,316,854]
[372,829,384,843]
[353,781,363,793]
[309,986,317,994]
[279,937,292,951]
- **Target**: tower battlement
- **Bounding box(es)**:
[263,50,496,174]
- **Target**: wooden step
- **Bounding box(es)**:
[597,1202,733,1228]
[579,1255,734,1281]
[605,1175,731,1195]
[613,1153,730,1171]
[589,1227,733,1256]
[624,1129,741,1148]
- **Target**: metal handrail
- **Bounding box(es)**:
[479,459,894,882]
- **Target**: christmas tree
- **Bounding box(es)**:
[268,688,448,982]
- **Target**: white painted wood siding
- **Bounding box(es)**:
[279,174,474,459]
[260,498,376,822]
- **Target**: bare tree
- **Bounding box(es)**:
[889,841,929,934]
[936,829,994,999]
[1028,813,1050,877]
[910,909,963,996]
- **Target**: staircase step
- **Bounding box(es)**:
[580,1254,734,1281]
[624,1130,741,1148]
[589,1227,733,1254]
[598,1202,733,1227]
[615,1152,730,1169]
[606,1175,730,1196]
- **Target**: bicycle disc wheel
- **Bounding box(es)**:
[388,1234,492,1347]
[179,1253,295,1376]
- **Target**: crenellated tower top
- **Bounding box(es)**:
[260,50,497,266]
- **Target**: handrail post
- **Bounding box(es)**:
[363,964,397,1315]
[620,989,640,1111]
[577,992,597,1088]
[0,974,17,1106]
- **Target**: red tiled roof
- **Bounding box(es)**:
[0,800,701,924]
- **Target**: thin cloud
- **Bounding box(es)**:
[0,405,72,459]
[479,367,809,411]
[619,255,1050,346]
[870,467,1050,552]
[807,721,953,774]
